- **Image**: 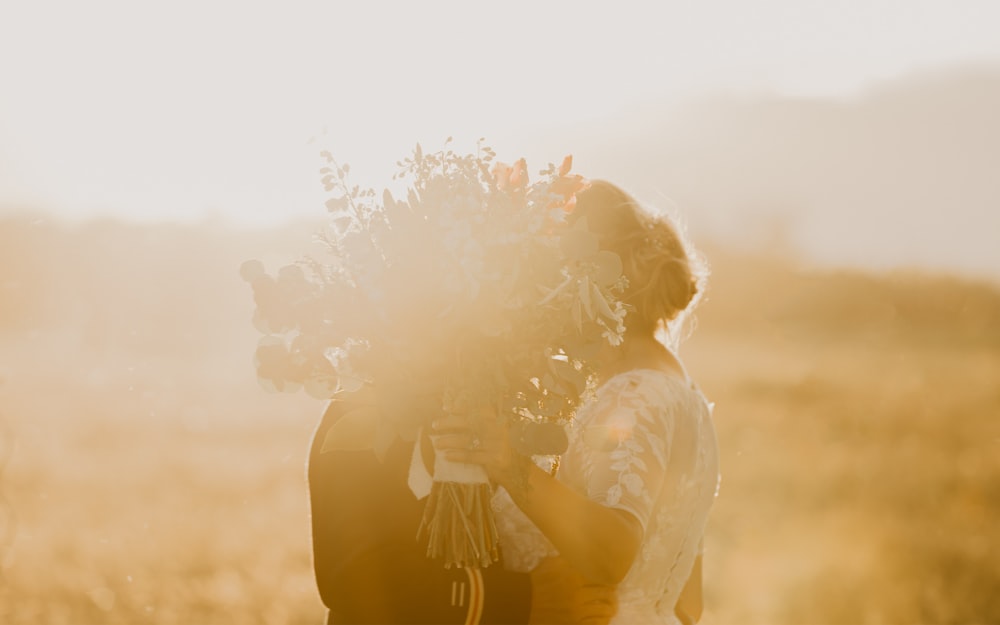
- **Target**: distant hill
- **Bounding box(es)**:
[4,65,997,281]
[697,244,1000,349]
[525,64,1000,281]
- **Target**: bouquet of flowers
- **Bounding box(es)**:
[241,139,627,568]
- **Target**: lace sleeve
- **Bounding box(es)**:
[491,484,559,573]
[574,374,676,531]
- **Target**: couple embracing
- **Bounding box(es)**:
[307,180,720,625]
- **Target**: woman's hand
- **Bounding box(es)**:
[529,556,618,625]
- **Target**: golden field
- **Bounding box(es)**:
[0,217,997,624]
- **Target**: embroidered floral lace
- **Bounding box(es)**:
[493,369,720,625]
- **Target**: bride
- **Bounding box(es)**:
[433,180,721,625]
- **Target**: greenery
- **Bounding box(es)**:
[242,141,623,459]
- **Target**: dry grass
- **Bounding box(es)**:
[0,218,997,624]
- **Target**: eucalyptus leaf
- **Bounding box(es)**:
[239,259,265,283]
[592,283,617,320]
[326,196,349,212]
[593,250,623,286]
[511,421,569,456]
[559,228,599,260]
[550,358,587,394]
[257,376,280,394]
[338,374,365,393]
[579,276,593,319]
[251,310,274,335]
[304,375,338,400]
[541,373,558,393]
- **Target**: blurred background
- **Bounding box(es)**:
[1,1,998,623]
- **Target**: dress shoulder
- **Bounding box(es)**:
[566,368,704,530]
[579,368,704,429]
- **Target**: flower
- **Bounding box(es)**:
[242,139,629,570]
[242,139,626,445]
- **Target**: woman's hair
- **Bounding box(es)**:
[571,180,707,338]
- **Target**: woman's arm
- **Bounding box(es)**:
[433,416,643,585]
[508,460,643,585]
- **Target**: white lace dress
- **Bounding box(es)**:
[493,369,721,625]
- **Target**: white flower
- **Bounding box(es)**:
[602,326,624,346]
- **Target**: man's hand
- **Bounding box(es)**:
[431,412,518,487]
[528,556,618,625]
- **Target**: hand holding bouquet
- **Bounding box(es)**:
[242,139,627,568]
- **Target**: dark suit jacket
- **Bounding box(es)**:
[308,400,532,624]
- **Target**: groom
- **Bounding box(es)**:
[308,397,617,624]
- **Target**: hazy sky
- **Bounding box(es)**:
[2,0,999,226]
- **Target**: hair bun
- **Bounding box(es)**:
[571,180,705,332]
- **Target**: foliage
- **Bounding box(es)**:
[241,140,625,457]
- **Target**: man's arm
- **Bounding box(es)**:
[308,400,533,624]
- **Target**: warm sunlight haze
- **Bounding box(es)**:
[1,2,999,624]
